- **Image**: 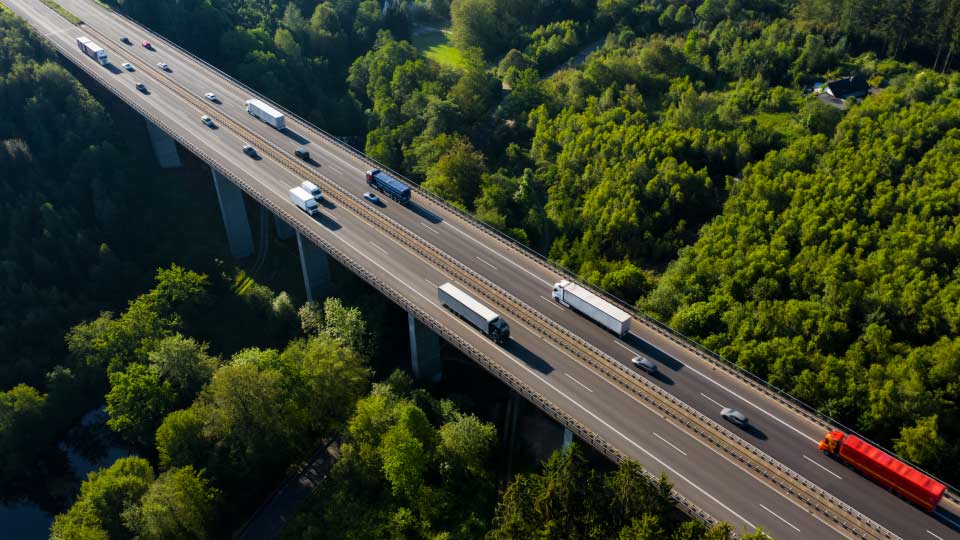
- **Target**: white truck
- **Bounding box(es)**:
[245,98,285,130]
[552,280,631,337]
[438,282,510,344]
[289,187,319,216]
[301,181,322,201]
[76,37,108,65]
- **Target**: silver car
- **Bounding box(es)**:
[157,62,169,71]
[721,408,748,426]
[121,62,134,71]
[631,355,657,374]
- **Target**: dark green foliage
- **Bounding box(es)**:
[644,73,960,481]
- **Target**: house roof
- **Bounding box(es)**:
[825,75,869,97]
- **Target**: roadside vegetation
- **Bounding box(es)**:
[3,0,960,538]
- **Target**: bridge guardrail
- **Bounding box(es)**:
[86,0,960,504]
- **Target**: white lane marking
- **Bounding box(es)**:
[425,278,438,289]
[802,455,842,480]
[421,222,440,234]
[494,344,757,531]
[368,241,388,255]
[653,433,688,456]
[476,256,498,270]
[759,504,801,533]
[700,392,725,408]
[634,333,820,444]
[927,530,945,540]
[614,341,636,354]
[541,295,565,309]
[447,225,552,286]
[564,373,593,393]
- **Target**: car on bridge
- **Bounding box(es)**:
[204,92,219,103]
[721,408,749,427]
[141,40,152,49]
[363,192,381,205]
[135,82,147,93]
[121,62,133,71]
[242,144,257,157]
[157,62,169,71]
[120,36,130,44]
[201,115,215,128]
[631,355,658,374]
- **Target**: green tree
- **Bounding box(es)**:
[122,466,218,540]
[106,363,176,447]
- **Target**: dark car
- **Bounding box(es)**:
[294,148,310,160]
[135,82,147,93]
[242,144,257,157]
[120,36,131,44]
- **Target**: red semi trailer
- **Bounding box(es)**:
[819,430,946,512]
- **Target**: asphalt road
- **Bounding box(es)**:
[5,0,959,538]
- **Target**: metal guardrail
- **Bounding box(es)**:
[78,0,960,503]
[29,6,727,532]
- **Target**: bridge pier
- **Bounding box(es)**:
[408,313,441,382]
[144,118,182,168]
[211,168,254,259]
[296,231,331,302]
[274,215,294,240]
[562,428,574,450]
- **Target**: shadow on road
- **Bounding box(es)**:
[105,63,122,74]
[504,340,554,375]
[282,128,310,145]
[623,334,685,372]
[319,198,336,210]
[408,201,444,224]
[648,370,674,386]
[733,423,767,441]
[316,213,340,231]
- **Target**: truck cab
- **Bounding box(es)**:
[488,317,511,344]
[818,430,844,454]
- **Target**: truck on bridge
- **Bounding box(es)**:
[365,169,411,205]
[818,430,946,512]
[552,280,631,337]
[245,98,285,130]
[289,187,319,216]
[438,282,510,344]
[76,37,108,65]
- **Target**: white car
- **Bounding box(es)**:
[121,62,134,71]
[157,62,169,71]
[721,408,749,427]
[201,115,214,127]
[362,192,381,204]
[631,355,657,373]
[204,92,218,102]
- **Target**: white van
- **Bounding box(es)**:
[301,181,322,201]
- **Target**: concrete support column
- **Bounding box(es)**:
[211,168,254,259]
[144,118,182,168]
[274,215,294,240]
[408,313,441,382]
[296,231,331,302]
[562,428,574,450]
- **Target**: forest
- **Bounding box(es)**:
[2,0,960,537]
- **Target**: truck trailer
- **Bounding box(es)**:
[438,282,510,344]
[365,169,411,204]
[76,37,108,65]
[245,98,285,130]
[819,430,946,512]
[552,280,631,337]
[289,187,319,216]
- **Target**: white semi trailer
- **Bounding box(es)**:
[438,282,510,344]
[245,98,285,130]
[76,37,108,65]
[552,280,631,337]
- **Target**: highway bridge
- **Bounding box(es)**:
[4,0,959,537]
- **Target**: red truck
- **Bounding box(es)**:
[819,430,946,512]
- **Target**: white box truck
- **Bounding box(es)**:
[245,98,285,130]
[301,181,322,201]
[77,37,108,65]
[289,187,319,216]
[438,282,510,344]
[552,280,631,337]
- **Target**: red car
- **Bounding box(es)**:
[141,40,152,49]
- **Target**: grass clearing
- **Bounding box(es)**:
[40,0,82,24]
[412,30,468,72]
